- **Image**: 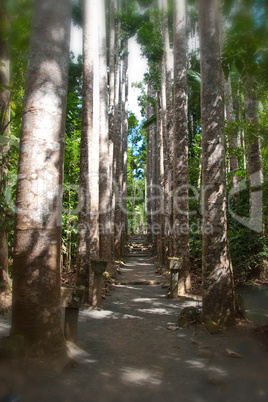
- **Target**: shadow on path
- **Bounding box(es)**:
[0,235,267,401]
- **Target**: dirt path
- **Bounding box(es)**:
[0,235,267,401]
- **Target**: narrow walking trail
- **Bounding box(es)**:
[0,235,267,401]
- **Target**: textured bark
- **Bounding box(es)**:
[11,0,71,355]
[219,16,240,197]
[163,0,174,259]
[99,0,112,263]
[173,0,190,294]
[146,84,153,243]
[244,75,263,234]
[156,92,165,264]
[148,83,157,254]
[121,40,129,253]
[77,0,100,300]
[113,16,123,260]
[0,14,10,287]
[108,0,116,261]
[199,0,235,330]
[158,0,169,265]
[224,76,239,192]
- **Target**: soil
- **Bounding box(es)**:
[0,235,267,401]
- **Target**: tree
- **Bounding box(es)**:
[108,0,116,260]
[11,0,72,356]
[121,40,129,251]
[77,0,100,300]
[99,0,112,264]
[199,0,236,332]
[221,0,267,279]
[173,0,191,294]
[146,80,157,252]
[0,3,11,289]
[244,74,264,234]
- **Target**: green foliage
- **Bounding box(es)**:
[0,0,32,237]
[118,2,145,41]
[135,0,156,7]
[136,11,163,64]
[127,113,146,233]
[72,0,83,27]
[62,53,82,268]
[68,52,83,96]
[222,0,268,87]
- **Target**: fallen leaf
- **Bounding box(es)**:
[167,326,179,331]
[191,338,208,347]
[225,348,242,358]
[197,349,214,358]
[207,373,227,387]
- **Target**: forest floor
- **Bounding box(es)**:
[0,235,267,401]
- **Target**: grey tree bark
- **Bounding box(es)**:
[224,76,239,194]
[148,82,157,254]
[244,75,264,235]
[199,0,236,332]
[11,0,71,355]
[77,0,100,301]
[121,40,129,252]
[108,0,116,261]
[113,13,123,260]
[99,0,112,264]
[163,0,174,259]
[0,11,11,288]
[173,0,191,294]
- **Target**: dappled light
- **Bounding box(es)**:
[0,0,267,401]
[120,367,162,386]
[68,342,97,365]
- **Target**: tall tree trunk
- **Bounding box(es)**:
[121,40,129,253]
[114,17,123,260]
[146,87,153,243]
[163,0,174,258]
[77,0,100,301]
[224,76,239,195]
[159,0,168,265]
[148,83,158,254]
[0,10,11,289]
[244,75,263,234]
[156,92,165,265]
[199,0,236,332]
[219,14,240,199]
[99,0,112,264]
[11,0,71,355]
[173,0,191,294]
[108,0,116,261]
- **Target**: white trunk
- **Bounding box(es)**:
[11,0,71,354]
[99,0,112,263]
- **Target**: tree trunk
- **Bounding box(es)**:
[121,40,129,253]
[156,92,165,265]
[149,83,158,254]
[244,75,263,234]
[159,0,169,265]
[163,0,174,259]
[113,17,123,260]
[99,0,112,264]
[77,0,100,301]
[146,86,153,243]
[199,0,236,332]
[0,9,11,289]
[173,0,191,294]
[224,76,239,195]
[11,0,71,355]
[108,0,116,261]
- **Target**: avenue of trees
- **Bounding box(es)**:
[0,0,267,356]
